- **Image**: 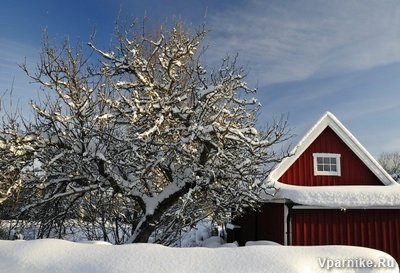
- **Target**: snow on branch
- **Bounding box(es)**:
[1,19,292,244]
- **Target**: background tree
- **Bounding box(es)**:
[377,151,400,182]
[0,19,292,244]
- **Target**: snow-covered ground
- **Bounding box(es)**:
[0,238,397,273]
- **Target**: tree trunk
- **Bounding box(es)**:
[129,217,156,243]
[127,181,194,243]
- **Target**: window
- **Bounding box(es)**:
[313,153,341,176]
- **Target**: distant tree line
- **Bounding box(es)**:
[377,151,400,182]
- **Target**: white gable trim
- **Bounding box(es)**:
[270,112,396,186]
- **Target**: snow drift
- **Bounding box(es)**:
[0,239,397,273]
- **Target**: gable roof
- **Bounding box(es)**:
[270,112,396,186]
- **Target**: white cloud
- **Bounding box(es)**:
[207,0,400,86]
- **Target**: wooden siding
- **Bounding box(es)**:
[279,126,384,186]
[291,208,400,264]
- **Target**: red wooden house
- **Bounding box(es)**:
[230,112,400,263]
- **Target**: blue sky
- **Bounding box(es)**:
[1,0,400,156]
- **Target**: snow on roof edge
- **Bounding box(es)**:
[265,180,400,208]
[269,112,396,186]
[270,112,334,180]
[326,112,396,185]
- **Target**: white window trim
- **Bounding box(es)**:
[313,153,341,176]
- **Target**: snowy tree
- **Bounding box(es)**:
[0,109,31,205]
[377,151,400,182]
[0,20,292,244]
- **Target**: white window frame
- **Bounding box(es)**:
[313,153,341,176]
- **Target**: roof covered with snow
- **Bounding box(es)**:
[271,112,396,185]
[267,112,400,208]
[266,181,400,208]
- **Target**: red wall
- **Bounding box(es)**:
[291,208,400,264]
[279,127,383,186]
[230,125,400,264]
